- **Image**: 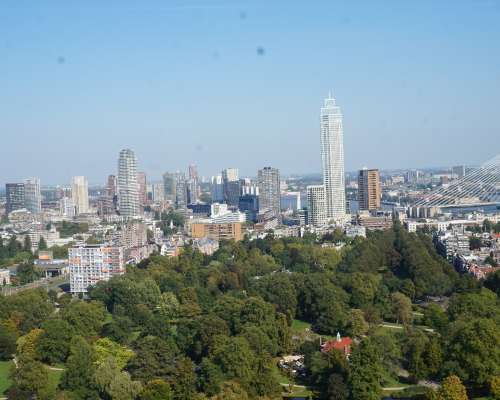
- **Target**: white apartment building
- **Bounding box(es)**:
[60,196,76,218]
[118,149,140,218]
[71,176,89,215]
[320,95,346,222]
[69,245,125,293]
[24,178,42,214]
[210,175,224,202]
[307,185,327,227]
[209,203,246,223]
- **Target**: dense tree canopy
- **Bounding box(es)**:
[0,224,497,399]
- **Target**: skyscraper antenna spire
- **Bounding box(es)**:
[328,91,332,99]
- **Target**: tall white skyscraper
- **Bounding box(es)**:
[71,176,89,215]
[320,94,346,221]
[24,178,41,214]
[118,149,140,218]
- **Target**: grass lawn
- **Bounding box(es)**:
[46,367,63,392]
[271,359,292,385]
[292,319,312,333]
[0,360,13,395]
[380,373,412,390]
[282,387,314,399]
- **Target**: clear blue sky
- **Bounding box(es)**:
[1,0,499,186]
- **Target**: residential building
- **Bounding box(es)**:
[5,183,25,214]
[405,170,421,184]
[69,244,125,293]
[307,185,327,226]
[151,183,165,203]
[107,175,117,198]
[321,333,353,358]
[281,191,301,211]
[71,176,89,215]
[222,168,240,207]
[297,208,308,226]
[175,174,189,210]
[60,196,76,218]
[452,165,466,179]
[162,172,177,201]
[187,203,211,216]
[358,168,381,211]
[240,178,259,196]
[191,222,243,241]
[192,237,219,255]
[355,211,393,231]
[196,203,247,223]
[239,194,259,222]
[137,172,147,209]
[0,269,10,286]
[188,164,199,204]
[257,167,281,218]
[24,178,42,214]
[320,95,346,222]
[117,149,140,218]
[210,175,224,202]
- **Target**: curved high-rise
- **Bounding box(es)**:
[118,149,140,218]
[320,94,346,221]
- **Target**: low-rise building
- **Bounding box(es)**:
[191,222,243,241]
[0,269,11,286]
[192,237,219,255]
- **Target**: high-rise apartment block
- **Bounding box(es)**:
[188,164,199,204]
[210,175,224,203]
[452,165,466,179]
[71,176,89,215]
[239,194,259,222]
[107,175,117,198]
[118,149,140,218]
[257,167,281,218]
[358,168,381,211]
[307,185,327,227]
[137,171,147,209]
[151,183,165,202]
[24,178,42,214]
[175,173,188,210]
[320,95,346,222]
[162,172,177,202]
[60,196,76,218]
[222,168,240,207]
[5,183,25,214]
[69,244,125,293]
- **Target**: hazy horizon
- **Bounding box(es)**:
[1,1,499,186]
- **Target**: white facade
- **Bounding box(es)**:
[320,95,346,222]
[118,149,140,218]
[222,168,239,182]
[71,176,89,215]
[307,185,327,227]
[208,203,246,223]
[69,245,125,293]
[152,183,164,202]
[24,178,41,214]
[0,269,11,286]
[60,197,76,218]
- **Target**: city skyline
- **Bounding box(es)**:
[1,1,499,186]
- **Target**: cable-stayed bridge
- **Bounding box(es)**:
[414,154,500,208]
